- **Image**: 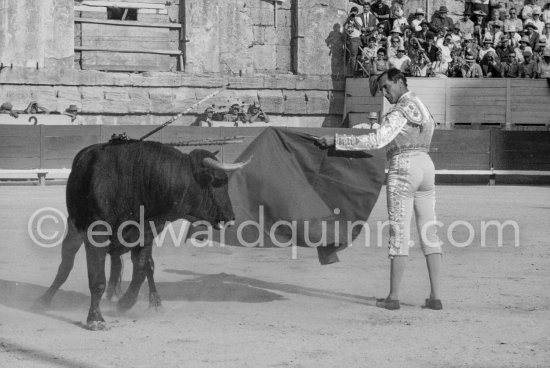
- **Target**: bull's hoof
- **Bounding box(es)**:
[116,296,136,313]
[86,321,108,331]
[149,293,162,310]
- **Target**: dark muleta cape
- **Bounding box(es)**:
[191,127,386,264]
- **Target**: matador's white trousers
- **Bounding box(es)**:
[386,151,443,257]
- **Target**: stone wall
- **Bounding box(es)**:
[0,68,345,127]
[0,0,74,69]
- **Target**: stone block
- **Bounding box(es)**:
[172,87,197,111]
[252,45,276,71]
[305,91,330,114]
[283,91,307,115]
[128,88,151,113]
[253,26,266,44]
[258,90,284,114]
[276,45,291,72]
[180,75,228,88]
[149,88,175,114]
[296,76,329,90]
[276,9,291,27]
[263,74,296,89]
[227,77,265,89]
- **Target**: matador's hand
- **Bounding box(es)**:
[317,135,335,148]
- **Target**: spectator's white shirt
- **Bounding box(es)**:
[532,19,545,35]
[346,16,364,38]
[393,17,408,29]
[537,58,550,78]
[431,60,449,77]
[387,46,399,59]
[389,55,411,72]
[439,44,453,63]
[411,18,423,32]
[450,33,462,49]
[508,32,522,48]
[492,31,503,47]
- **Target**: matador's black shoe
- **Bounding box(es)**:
[424,298,443,310]
[376,297,401,310]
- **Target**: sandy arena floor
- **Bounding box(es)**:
[0,185,549,368]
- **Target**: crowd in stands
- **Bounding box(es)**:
[344,0,550,79]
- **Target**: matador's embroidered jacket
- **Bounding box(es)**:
[335,91,435,158]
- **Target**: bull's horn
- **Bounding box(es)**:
[202,156,252,171]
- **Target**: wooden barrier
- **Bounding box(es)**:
[1,126,549,184]
[344,78,550,128]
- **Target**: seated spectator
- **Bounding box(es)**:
[439,34,455,63]
[463,33,481,60]
[371,47,390,75]
[244,102,270,124]
[471,0,490,19]
[373,23,388,42]
[224,104,246,125]
[518,50,537,77]
[431,6,454,34]
[387,35,401,59]
[532,9,545,34]
[487,9,504,31]
[353,111,380,129]
[408,37,432,76]
[521,0,541,21]
[523,21,541,49]
[461,54,484,77]
[544,21,550,40]
[504,7,523,33]
[490,23,504,48]
[196,107,214,127]
[543,4,550,23]
[516,36,534,62]
[388,47,411,73]
[536,49,550,78]
[371,0,391,23]
[392,6,408,30]
[411,8,425,32]
[472,24,485,45]
[458,10,475,36]
[506,25,522,48]
[481,51,503,77]
[415,20,436,49]
[450,24,464,50]
[495,34,515,60]
[534,36,548,55]
[386,26,405,50]
[448,51,465,77]
[431,50,449,77]
[473,10,488,32]
[501,51,521,77]
[478,35,496,61]
[361,36,379,61]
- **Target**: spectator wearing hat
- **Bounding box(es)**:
[386,26,404,52]
[532,8,545,34]
[479,35,497,60]
[495,34,515,59]
[196,106,215,127]
[521,0,541,21]
[462,54,484,77]
[245,102,270,124]
[470,0,490,19]
[505,24,522,48]
[490,22,504,48]
[447,51,465,77]
[501,51,521,77]
[519,50,537,77]
[473,10,488,31]
[523,21,541,49]
[536,48,550,78]
[414,20,435,49]
[392,6,408,31]
[463,33,481,60]
[371,0,391,23]
[515,35,534,62]
[411,8,425,32]
[388,46,411,73]
[431,6,455,34]
[504,7,523,33]
[458,10,475,36]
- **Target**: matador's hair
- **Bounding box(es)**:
[376,68,408,87]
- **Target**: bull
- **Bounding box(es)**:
[35,140,250,330]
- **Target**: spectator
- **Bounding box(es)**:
[479,35,496,60]
[359,2,378,46]
[487,9,504,30]
[506,24,522,48]
[344,7,363,75]
[389,46,411,73]
[373,23,388,42]
[521,0,541,21]
[501,1,524,21]
[544,22,550,40]
[371,47,390,75]
[450,24,464,50]
[535,36,548,55]
[504,7,523,32]
[490,22,504,48]
[536,48,550,78]
[392,6,408,31]
[519,50,537,77]
[473,10,488,32]
[463,33,481,60]
[387,35,402,59]
[371,0,391,23]
[408,37,432,76]
[197,107,214,127]
[386,26,405,50]
[516,35,534,61]
[501,51,521,77]
[448,51,465,77]
[458,10,475,36]
[496,34,515,59]
[439,34,455,63]
[481,51,503,76]
[362,36,379,61]
[245,102,270,124]
[431,6,455,34]
[471,0,490,18]
[411,8,426,32]
[523,21,541,49]
[415,20,436,50]
[224,104,246,125]
[431,50,449,77]
[532,8,545,34]
[472,24,485,45]
[462,54,484,77]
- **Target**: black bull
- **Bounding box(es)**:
[35,140,250,330]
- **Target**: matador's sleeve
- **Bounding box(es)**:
[335,110,407,151]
